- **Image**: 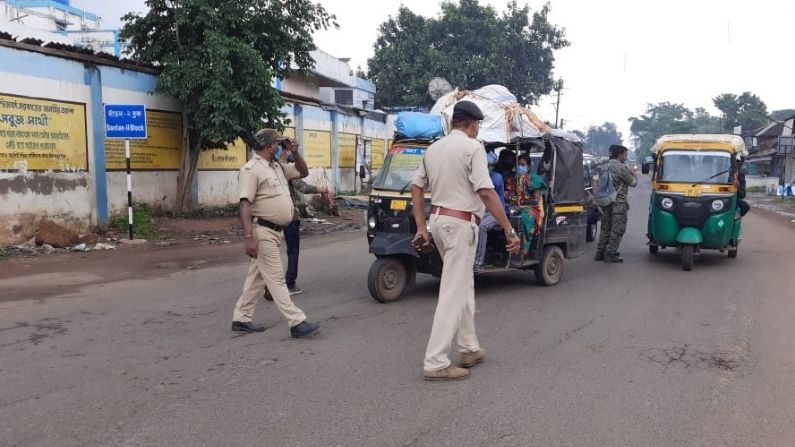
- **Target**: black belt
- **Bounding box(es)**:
[256,218,283,232]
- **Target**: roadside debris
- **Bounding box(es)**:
[35,221,80,248]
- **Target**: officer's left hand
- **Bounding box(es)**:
[505,234,521,254]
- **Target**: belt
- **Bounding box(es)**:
[256,218,284,232]
[430,205,481,225]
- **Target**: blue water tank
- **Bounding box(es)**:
[53,0,71,6]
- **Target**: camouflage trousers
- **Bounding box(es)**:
[597,203,628,256]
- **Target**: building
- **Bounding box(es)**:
[745,114,795,185]
[1,0,124,56]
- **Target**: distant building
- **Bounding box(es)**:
[0,0,124,56]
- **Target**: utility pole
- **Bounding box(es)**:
[553,78,564,128]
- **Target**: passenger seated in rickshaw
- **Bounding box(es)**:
[474,152,510,270]
[505,155,546,254]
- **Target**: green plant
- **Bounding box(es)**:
[111,203,162,239]
[170,203,240,219]
[746,186,765,194]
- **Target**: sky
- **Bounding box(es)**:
[78,0,795,147]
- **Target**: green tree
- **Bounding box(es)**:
[629,102,698,161]
[121,0,336,212]
[712,91,768,133]
[584,122,623,158]
[771,109,795,121]
[367,0,568,108]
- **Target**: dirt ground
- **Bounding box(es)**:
[0,201,366,264]
[746,194,795,225]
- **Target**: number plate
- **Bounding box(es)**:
[390,200,408,211]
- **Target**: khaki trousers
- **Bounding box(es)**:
[232,225,307,328]
[424,214,481,371]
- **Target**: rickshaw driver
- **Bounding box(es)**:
[411,100,521,381]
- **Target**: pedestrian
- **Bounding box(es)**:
[277,150,333,296]
[231,128,320,338]
[594,144,637,263]
[411,101,521,381]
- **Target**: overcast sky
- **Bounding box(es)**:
[79,0,795,146]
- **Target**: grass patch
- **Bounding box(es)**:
[0,247,7,260]
[747,186,766,194]
[111,203,163,239]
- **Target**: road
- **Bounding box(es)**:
[2,177,795,447]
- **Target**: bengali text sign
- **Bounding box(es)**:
[303,130,331,168]
[105,110,183,170]
[339,133,356,168]
[0,94,87,170]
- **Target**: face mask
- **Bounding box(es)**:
[517,165,529,175]
[274,145,284,161]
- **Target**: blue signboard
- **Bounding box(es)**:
[104,104,147,139]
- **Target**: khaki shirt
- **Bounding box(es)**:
[239,153,301,226]
[412,129,493,218]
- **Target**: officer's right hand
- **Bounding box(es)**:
[245,238,258,258]
[505,234,521,254]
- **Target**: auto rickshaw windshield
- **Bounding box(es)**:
[659,150,732,184]
[373,146,426,190]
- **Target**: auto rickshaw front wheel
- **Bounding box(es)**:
[367,257,412,303]
[535,245,565,286]
[681,244,695,271]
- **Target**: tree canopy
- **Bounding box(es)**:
[121,0,335,211]
[367,0,569,108]
[712,92,768,132]
[629,102,721,161]
[583,122,623,158]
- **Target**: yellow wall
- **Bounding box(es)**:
[0,93,87,170]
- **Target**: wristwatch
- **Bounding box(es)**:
[505,228,517,237]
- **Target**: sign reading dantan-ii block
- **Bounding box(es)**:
[104,104,147,139]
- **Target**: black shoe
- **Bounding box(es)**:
[604,256,624,263]
[232,321,266,333]
[594,252,605,261]
[290,321,320,338]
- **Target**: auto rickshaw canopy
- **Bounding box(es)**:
[650,134,748,157]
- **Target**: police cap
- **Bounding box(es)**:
[452,101,484,121]
[253,128,288,148]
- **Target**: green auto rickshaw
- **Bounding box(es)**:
[643,134,748,271]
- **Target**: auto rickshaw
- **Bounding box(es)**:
[642,134,748,271]
[365,135,586,303]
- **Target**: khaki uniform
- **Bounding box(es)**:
[596,159,638,256]
[232,153,307,328]
[412,129,494,371]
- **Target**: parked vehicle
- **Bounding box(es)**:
[643,134,748,271]
[365,135,586,303]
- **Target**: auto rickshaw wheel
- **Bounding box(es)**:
[681,244,695,271]
[649,244,659,255]
[728,247,738,258]
[535,245,565,286]
[367,258,409,303]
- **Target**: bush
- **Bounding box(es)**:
[111,203,161,239]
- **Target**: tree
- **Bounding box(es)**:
[772,109,795,121]
[584,122,622,158]
[367,0,569,108]
[629,102,699,161]
[712,91,768,133]
[121,0,336,212]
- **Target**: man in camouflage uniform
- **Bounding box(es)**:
[595,144,637,263]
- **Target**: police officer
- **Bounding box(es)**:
[231,128,320,338]
[595,144,637,263]
[411,101,521,381]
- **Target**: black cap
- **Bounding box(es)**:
[452,100,484,121]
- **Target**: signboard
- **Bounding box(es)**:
[303,129,331,168]
[0,93,88,171]
[199,139,248,170]
[104,104,147,139]
[778,136,794,155]
[339,133,357,168]
[105,110,183,170]
[372,139,386,168]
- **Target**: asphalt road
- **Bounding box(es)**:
[2,177,794,447]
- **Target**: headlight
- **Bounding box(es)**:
[368,216,376,229]
[661,197,674,210]
[711,200,724,212]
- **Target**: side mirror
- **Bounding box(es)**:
[641,163,650,175]
[359,165,366,179]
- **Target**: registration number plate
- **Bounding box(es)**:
[390,200,408,211]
